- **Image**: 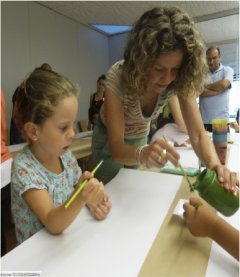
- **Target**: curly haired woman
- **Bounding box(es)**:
[91,6,238,196]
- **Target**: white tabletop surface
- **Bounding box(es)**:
[1,133,239,276]
[1,169,182,276]
[1,158,13,189]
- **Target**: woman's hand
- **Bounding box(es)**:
[142,138,180,168]
[213,165,239,196]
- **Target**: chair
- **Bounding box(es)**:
[78,120,89,132]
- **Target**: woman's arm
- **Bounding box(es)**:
[169,95,187,133]
[178,93,238,192]
[104,89,180,167]
[178,93,219,168]
[104,89,137,165]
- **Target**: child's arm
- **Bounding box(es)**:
[88,195,112,220]
[211,216,239,261]
[183,197,239,261]
[23,171,105,235]
[230,122,240,132]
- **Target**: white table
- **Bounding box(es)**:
[1,135,239,276]
[1,169,182,276]
[7,132,92,160]
[1,158,13,189]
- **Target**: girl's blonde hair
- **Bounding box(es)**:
[122,6,208,96]
[14,69,78,139]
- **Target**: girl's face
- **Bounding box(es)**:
[145,49,183,95]
[34,95,78,158]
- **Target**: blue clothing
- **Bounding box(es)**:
[199,64,234,124]
[11,146,81,244]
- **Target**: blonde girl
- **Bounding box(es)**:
[11,69,111,244]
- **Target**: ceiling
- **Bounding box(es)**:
[37,1,239,75]
[38,1,239,41]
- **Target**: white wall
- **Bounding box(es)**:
[2,1,239,131]
[108,32,128,66]
[1,1,109,129]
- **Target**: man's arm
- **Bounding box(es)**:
[202,66,233,97]
[201,79,231,97]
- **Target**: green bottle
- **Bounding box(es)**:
[193,169,239,217]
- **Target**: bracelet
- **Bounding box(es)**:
[135,144,148,166]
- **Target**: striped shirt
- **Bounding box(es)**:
[100,60,173,140]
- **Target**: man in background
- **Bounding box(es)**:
[199,46,234,132]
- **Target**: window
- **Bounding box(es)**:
[229,80,240,119]
[91,24,133,36]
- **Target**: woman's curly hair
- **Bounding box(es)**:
[122,6,208,96]
[14,69,78,140]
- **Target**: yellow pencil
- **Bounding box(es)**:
[64,160,103,208]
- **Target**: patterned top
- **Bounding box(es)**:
[11,146,82,244]
[100,60,174,140]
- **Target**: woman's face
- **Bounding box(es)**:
[145,49,183,95]
[97,79,106,94]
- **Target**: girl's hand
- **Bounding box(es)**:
[80,177,105,206]
[142,139,180,168]
[213,165,239,196]
[88,195,112,220]
[78,171,93,183]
